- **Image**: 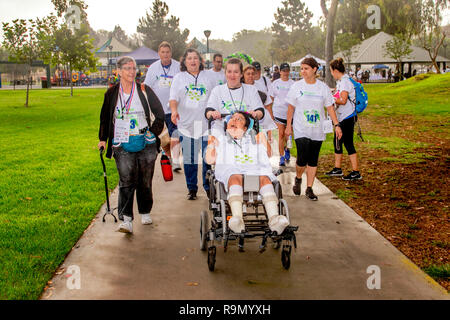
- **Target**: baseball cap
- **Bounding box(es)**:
[280,63,290,71]
[252,61,261,70]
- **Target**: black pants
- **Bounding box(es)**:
[295,137,323,167]
[334,116,357,155]
[113,144,158,221]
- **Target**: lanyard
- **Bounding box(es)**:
[161,61,171,77]
[228,85,245,112]
[187,71,201,87]
[118,82,135,119]
[232,137,244,153]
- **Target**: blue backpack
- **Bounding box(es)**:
[349,78,368,113]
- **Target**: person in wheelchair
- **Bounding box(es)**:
[205,111,289,235]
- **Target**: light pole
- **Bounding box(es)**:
[270,49,275,69]
[204,30,211,69]
[108,45,113,78]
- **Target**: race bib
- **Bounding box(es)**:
[303,109,321,128]
[114,119,130,143]
[159,75,172,88]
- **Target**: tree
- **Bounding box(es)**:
[51,23,98,96]
[417,0,448,73]
[271,0,314,62]
[335,0,422,40]
[137,0,189,60]
[2,16,57,106]
[383,33,413,78]
[334,33,361,68]
[112,25,130,46]
[321,0,340,87]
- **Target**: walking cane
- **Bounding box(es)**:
[100,147,118,223]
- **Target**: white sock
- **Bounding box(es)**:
[124,216,132,223]
[228,185,243,199]
[259,184,275,198]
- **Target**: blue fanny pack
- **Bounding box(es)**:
[113,129,156,153]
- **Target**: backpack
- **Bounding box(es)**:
[348,77,368,113]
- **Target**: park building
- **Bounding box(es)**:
[334,31,450,83]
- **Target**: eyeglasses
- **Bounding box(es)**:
[121,67,137,72]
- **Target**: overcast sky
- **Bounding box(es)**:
[0,0,324,41]
[1,1,449,42]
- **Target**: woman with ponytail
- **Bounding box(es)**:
[326,58,362,181]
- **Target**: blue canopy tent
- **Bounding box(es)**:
[111,46,160,66]
[372,64,389,69]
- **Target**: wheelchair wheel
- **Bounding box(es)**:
[208,246,216,271]
[273,239,282,250]
[281,246,291,270]
[200,211,209,251]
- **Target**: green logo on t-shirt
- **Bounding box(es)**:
[185,84,207,101]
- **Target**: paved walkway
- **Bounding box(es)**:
[41,154,448,300]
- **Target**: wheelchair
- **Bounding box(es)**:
[200,113,298,272]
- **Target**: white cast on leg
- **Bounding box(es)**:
[228,185,245,233]
[260,184,289,235]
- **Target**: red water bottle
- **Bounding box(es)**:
[160,152,173,182]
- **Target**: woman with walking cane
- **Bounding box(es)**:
[98,56,165,234]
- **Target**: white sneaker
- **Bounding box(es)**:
[228,216,245,234]
[268,215,289,235]
[141,213,152,225]
[117,221,133,233]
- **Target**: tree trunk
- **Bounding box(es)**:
[432,58,441,74]
[323,0,339,88]
[25,66,31,107]
[70,65,73,97]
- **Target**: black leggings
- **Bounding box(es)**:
[334,116,357,155]
[295,138,323,167]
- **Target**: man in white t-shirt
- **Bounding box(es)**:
[206,53,226,87]
[356,67,363,81]
[144,41,182,171]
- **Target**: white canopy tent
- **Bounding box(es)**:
[291,54,326,67]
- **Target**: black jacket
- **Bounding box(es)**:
[99,83,165,159]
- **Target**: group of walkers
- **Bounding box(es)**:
[98,41,361,234]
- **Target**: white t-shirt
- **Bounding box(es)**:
[357,70,363,79]
[169,71,215,139]
[254,75,273,99]
[212,131,275,190]
[115,85,148,136]
[271,78,295,120]
[285,79,334,141]
[144,59,180,114]
[335,74,356,122]
[206,69,226,87]
[207,83,264,132]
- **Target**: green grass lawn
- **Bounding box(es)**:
[290,73,450,164]
[0,88,118,299]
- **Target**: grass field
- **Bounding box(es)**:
[316,73,450,289]
[0,88,118,299]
